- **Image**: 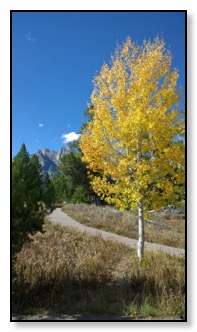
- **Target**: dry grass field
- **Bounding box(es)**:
[62,203,185,249]
[12,215,185,320]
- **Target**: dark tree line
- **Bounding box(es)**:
[12,144,55,257]
[53,140,94,204]
[12,141,95,256]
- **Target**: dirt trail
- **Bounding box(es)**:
[47,208,185,258]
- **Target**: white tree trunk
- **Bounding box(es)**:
[137,200,144,262]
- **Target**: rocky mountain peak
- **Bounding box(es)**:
[34,147,70,178]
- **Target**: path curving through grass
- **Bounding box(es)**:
[48,208,185,258]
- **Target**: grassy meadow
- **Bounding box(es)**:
[62,203,185,249]
[12,212,185,320]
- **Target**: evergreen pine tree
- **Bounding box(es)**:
[42,173,56,211]
[12,144,44,256]
[51,173,69,203]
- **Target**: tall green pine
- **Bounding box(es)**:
[12,144,44,256]
[42,173,56,211]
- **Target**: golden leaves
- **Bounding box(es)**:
[80,36,185,211]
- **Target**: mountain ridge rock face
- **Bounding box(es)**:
[34,147,70,178]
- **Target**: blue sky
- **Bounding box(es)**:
[12,11,186,156]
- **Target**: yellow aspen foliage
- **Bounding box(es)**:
[80,37,185,215]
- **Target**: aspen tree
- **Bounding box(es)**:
[80,37,185,262]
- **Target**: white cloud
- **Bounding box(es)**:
[38,124,44,127]
[25,32,36,43]
[61,132,81,143]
